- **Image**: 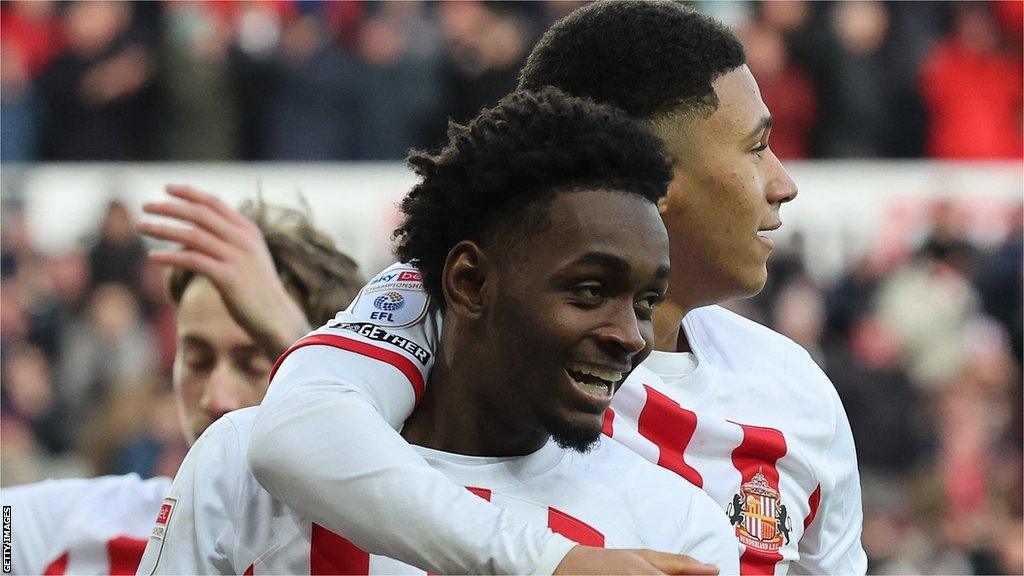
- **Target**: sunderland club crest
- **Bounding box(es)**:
[726,469,792,552]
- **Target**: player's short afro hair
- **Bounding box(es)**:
[394,87,671,304]
[519,0,746,119]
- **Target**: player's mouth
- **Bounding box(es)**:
[756,221,782,249]
[564,362,625,403]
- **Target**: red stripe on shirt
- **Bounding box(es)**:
[244,564,254,575]
[106,536,148,575]
[466,486,492,501]
[271,334,425,405]
[803,485,821,530]
[311,523,370,575]
[636,385,704,487]
[731,423,788,576]
[43,553,68,575]
[547,507,605,547]
[602,408,615,437]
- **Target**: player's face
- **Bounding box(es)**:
[172,277,273,443]
[656,65,798,306]
[487,189,670,452]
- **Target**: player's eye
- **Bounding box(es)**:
[572,282,606,302]
[181,350,213,372]
[634,294,664,320]
[751,141,768,157]
[237,356,272,380]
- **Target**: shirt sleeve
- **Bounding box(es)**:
[137,418,242,575]
[789,361,868,576]
[248,340,575,574]
[2,479,86,574]
[677,493,741,576]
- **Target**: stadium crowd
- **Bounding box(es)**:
[1,0,1022,162]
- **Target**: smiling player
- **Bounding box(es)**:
[139,88,736,576]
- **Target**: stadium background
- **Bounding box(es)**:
[0,1,1021,574]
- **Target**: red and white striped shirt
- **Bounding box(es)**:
[3,474,171,575]
[246,263,866,575]
[138,407,738,575]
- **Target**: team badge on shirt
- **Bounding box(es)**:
[726,470,792,552]
[151,498,177,540]
[350,267,430,328]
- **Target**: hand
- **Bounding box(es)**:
[554,546,719,575]
[139,185,311,358]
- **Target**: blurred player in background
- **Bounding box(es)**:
[1,187,363,574]
[140,88,735,576]
[248,2,866,575]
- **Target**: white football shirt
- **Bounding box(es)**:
[140,407,739,575]
[247,263,867,575]
[2,474,171,575]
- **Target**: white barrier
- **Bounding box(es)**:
[3,161,1021,283]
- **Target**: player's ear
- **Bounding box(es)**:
[441,241,490,319]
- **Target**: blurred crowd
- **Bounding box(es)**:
[1,0,1022,162]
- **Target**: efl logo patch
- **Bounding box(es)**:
[373,291,406,312]
[151,498,177,540]
[351,266,430,327]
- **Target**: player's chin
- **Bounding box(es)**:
[731,255,770,297]
[542,408,604,454]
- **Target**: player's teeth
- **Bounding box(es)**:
[566,363,623,384]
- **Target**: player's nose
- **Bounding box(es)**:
[201,365,245,418]
[765,150,798,206]
[597,301,647,358]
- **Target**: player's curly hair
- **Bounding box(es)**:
[168,198,364,326]
[519,0,745,120]
[393,87,671,303]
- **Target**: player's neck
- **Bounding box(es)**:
[402,343,549,457]
[653,299,693,353]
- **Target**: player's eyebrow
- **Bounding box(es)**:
[178,334,212,349]
[746,115,773,140]
[568,251,632,274]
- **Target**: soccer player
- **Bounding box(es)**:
[2,188,363,574]
[138,88,736,576]
[247,2,867,575]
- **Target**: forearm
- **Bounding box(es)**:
[249,385,574,574]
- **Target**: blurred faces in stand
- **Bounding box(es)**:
[920,2,1024,159]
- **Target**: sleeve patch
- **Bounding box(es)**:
[349,268,430,328]
[151,498,177,540]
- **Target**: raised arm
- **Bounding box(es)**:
[138,185,311,358]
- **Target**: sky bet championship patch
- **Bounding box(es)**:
[349,267,430,328]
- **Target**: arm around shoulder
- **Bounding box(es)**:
[247,343,573,574]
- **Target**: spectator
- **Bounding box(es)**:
[55,282,158,447]
[159,2,242,160]
[737,21,817,159]
[354,1,443,159]
[36,1,157,160]
[87,200,146,295]
[920,2,1024,159]
[436,2,532,125]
